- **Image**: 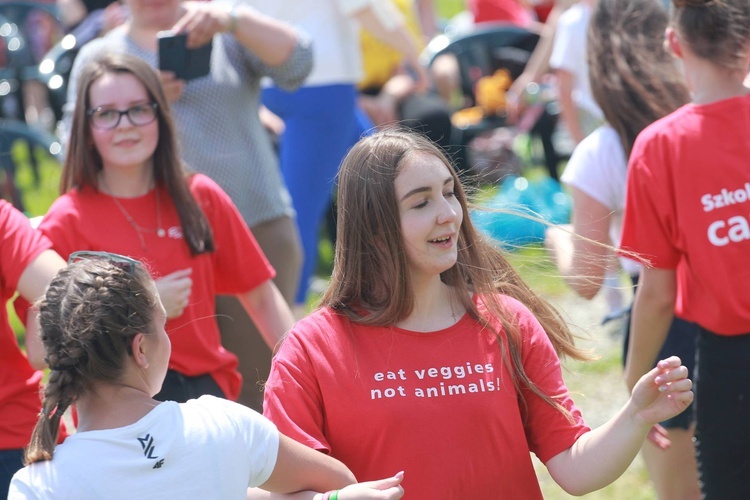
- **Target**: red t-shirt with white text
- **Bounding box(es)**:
[264,296,589,499]
[621,95,750,334]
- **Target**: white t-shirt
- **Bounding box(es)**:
[549,3,603,120]
[252,0,372,86]
[561,124,640,275]
[9,396,279,500]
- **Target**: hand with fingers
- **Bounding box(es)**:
[155,268,193,319]
[173,1,233,49]
[337,472,405,500]
[158,71,185,103]
[630,356,694,448]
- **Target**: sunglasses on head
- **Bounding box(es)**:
[68,251,140,275]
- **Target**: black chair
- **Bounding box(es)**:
[425,23,563,180]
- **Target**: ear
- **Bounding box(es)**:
[666,28,683,59]
[131,333,150,369]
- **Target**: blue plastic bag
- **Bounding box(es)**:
[471,175,571,247]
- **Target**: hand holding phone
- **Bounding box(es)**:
[157,31,212,81]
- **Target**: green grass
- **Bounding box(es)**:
[8,139,62,344]
[9,141,61,217]
[435,0,466,20]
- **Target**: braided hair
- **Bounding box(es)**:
[25,258,157,464]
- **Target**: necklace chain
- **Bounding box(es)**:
[100,178,165,251]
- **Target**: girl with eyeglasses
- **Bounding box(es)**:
[64,0,312,411]
[28,52,296,407]
[262,129,695,498]
[621,0,750,497]
[9,254,404,499]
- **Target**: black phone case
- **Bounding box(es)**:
[158,33,212,81]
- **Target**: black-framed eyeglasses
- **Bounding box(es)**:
[86,102,159,130]
[68,251,140,275]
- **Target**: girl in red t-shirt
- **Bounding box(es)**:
[40,53,295,407]
[621,1,750,498]
[264,129,694,497]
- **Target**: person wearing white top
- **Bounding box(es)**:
[9,254,404,500]
[549,0,602,144]
[255,0,427,309]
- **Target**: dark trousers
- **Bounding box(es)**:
[0,448,24,498]
[694,328,750,499]
[153,370,225,403]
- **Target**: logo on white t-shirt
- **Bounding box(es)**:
[137,433,165,469]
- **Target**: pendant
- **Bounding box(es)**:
[157,228,166,238]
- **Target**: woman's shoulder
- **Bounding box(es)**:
[475,294,547,338]
[44,188,90,219]
[565,125,625,175]
[289,307,349,339]
[475,293,528,314]
[187,172,222,193]
[636,103,694,145]
[278,307,359,355]
[186,173,233,208]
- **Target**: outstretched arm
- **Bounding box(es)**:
[350,1,429,91]
[238,280,296,351]
[248,473,404,499]
[173,1,298,65]
[545,356,693,495]
[18,249,67,369]
[545,186,613,300]
[247,434,404,499]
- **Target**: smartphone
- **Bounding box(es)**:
[157,31,212,81]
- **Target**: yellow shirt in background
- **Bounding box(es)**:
[358,0,425,91]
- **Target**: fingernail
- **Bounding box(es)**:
[659,385,668,392]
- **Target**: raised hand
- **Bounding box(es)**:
[155,268,193,319]
[630,356,694,429]
[158,71,185,103]
[173,1,233,49]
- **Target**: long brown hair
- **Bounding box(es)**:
[588,0,690,156]
[63,53,214,255]
[670,0,750,72]
[25,258,158,464]
[322,129,587,417]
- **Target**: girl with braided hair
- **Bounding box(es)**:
[9,254,405,499]
[620,0,750,497]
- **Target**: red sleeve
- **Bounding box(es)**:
[3,201,54,326]
[0,201,52,293]
[189,175,275,294]
[37,193,88,262]
[502,297,590,463]
[263,319,330,453]
[620,134,681,269]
